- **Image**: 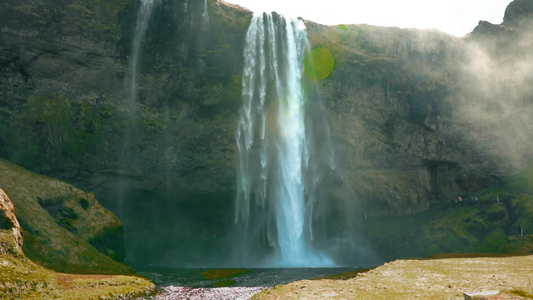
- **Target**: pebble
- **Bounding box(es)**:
[139,286,269,300]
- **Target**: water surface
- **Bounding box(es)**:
[140,267,363,288]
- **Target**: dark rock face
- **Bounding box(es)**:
[503,0,533,27]
[0,0,251,267]
[305,23,502,217]
[0,0,531,267]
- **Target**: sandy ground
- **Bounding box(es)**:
[253,255,533,299]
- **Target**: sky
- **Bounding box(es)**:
[224,0,513,37]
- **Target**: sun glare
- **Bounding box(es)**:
[225,0,512,37]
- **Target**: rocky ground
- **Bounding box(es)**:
[253,255,533,299]
[137,286,268,300]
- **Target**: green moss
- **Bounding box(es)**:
[315,268,373,280]
[213,279,237,287]
[64,0,133,43]
[203,269,252,287]
[487,203,507,222]
[201,269,253,280]
[505,168,533,193]
[481,228,507,252]
[0,93,123,171]
[0,158,133,275]
[0,231,154,299]
[509,289,533,299]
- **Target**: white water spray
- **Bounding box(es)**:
[235,13,334,267]
[201,0,210,30]
[130,0,158,106]
[118,0,158,220]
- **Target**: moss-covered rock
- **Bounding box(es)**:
[0,158,132,274]
[0,232,155,299]
[0,188,155,298]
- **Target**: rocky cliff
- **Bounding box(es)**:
[0,0,531,267]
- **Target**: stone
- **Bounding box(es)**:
[0,188,23,255]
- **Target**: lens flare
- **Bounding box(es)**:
[304,46,336,81]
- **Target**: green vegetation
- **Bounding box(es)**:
[213,279,237,287]
[201,268,253,287]
[509,289,533,299]
[201,268,253,280]
[362,167,533,260]
[0,232,155,299]
[0,94,122,171]
[314,268,373,281]
[0,158,133,274]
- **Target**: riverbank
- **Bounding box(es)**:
[253,254,533,299]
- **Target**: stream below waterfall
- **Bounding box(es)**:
[137,267,364,299]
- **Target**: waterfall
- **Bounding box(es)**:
[118,0,158,220]
[235,13,335,267]
[130,0,158,106]
[201,0,210,30]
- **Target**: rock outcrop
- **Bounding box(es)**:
[0,188,23,255]
[0,158,133,274]
[503,0,533,28]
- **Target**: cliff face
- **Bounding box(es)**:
[0,0,531,267]
[305,24,486,217]
[0,0,251,267]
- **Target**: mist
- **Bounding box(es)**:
[453,20,533,173]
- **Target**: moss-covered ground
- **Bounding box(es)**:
[200,268,254,287]
[253,255,533,299]
[0,232,155,299]
[0,158,133,275]
[358,167,533,260]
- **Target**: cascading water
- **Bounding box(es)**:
[130,0,158,105]
[201,0,210,30]
[117,0,158,218]
[235,13,335,267]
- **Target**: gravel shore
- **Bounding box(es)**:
[146,286,269,300]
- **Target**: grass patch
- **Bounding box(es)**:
[509,289,533,299]
[314,268,373,280]
[427,252,530,259]
[213,279,237,287]
[201,268,253,280]
[0,232,155,299]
